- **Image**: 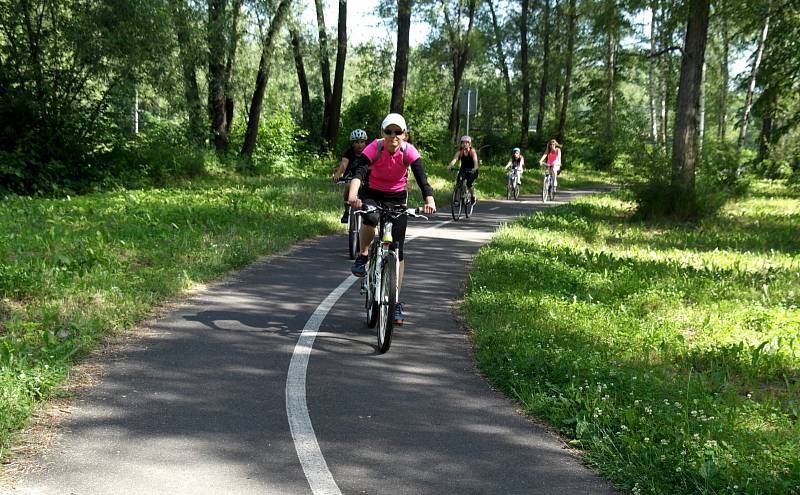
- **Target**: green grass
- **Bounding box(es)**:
[464,180,800,494]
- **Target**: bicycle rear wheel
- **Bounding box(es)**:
[507,180,512,200]
[376,251,397,353]
[465,195,473,218]
[451,184,463,221]
[347,208,361,260]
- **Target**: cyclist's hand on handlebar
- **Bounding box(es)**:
[422,198,436,215]
[332,172,340,182]
[348,196,362,210]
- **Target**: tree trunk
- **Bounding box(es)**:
[445,0,477,142]
[224,0,242,136]
[391,0,412,114]
[291,28,312,132]
[659,0,672,154]
[325,0,347,148]
[670,0,710,218]
[605,27,616,164]
[171,0,205,144]
[487,0,513,125]
[698,60,706,153]
[536,0,551,138]
[314,0,333,149]
[648,0,658,144]
[556,0,576,144]
[737,11,770,154]
[208,0,228,150]
[757,86,779,164]
[240,0,292,157]
[520,0,530,146]
[717,0,729,141]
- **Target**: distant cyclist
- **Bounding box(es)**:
[505,147,525,187]
[538,139,562,191]
[447,135,480,205]
[332,129,368,223]
[347,113,436,326]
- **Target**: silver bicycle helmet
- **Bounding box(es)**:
[350,129,368,141]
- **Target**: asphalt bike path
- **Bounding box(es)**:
[5,187,616,495]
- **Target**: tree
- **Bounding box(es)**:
[737,7,770,154]
[669,0,710,218]
[290,27,313,132]
[535,0,552,138]
[241,0,293,157]
[208,0,229,150]
[440,0,478,142]
[391,0,413,113]
[520,0,531,146]
[224,0,243,136]
[486,0,514,124]
[556,0,577,145]
[170,0,205,144]
[325,0,348,147]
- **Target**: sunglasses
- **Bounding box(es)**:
[383,129,404,136]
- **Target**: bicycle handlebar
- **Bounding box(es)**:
[353,204,429,221]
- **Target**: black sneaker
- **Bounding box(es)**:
[351,255,368,277]
[393,302,404,326]
[340,211,349,223]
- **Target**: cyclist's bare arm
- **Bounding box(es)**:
[332,157,350,182]
[447,151,460,170]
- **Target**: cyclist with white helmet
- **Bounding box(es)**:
[347,113,436,326]
[447,135,480,205]
[333,128,368,223]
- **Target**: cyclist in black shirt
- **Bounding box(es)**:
[332,129,368,223]
[447,135,480,205]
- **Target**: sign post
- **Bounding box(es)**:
[459,88,478,136]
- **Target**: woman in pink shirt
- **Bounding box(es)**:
[539,139,562,191]
[347,113,436,326]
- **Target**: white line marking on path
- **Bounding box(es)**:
[286,216,452,495]
[490,207,499,211]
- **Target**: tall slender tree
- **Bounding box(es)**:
[441,0,477,142]
[208,0,228,150]
[325,0,347,147]
[291,27,312,132]
[223,0,242,136]
[556,0,576,144]
[520,0,531,146]
[717,0,729,141]
[170,0,205,144]
[536,0,552,138]
[737,8,770,154]
[670,0,710,218]
[240,0,292,157]
[487,0,514,124]
[391,0,413,113]
[314,0,333,147]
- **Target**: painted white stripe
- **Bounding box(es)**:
[285,215,452,495]
[286,276,356,495]
[490,207,499,211]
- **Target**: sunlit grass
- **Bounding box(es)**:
[464,181,800,494]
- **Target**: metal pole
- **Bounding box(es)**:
[466,89,471,136]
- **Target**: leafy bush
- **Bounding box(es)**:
[229,106,309,176]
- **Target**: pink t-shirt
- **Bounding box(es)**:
[547,148,560,166]
[361,139,422,193]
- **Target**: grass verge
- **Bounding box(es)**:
[464,180,800,494]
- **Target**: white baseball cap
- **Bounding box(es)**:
[381,113,407,132]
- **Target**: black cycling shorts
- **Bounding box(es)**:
[459,168,478,188]
[359,187,409,262]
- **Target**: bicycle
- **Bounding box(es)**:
[507,168,521,200]
[337,178,362,259]
[450,170,474,221]
[542,167,556,203]
[354,204,428,353]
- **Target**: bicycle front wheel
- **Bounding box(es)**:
[451,185,463,221]
[542,177,549,203]
[366,246,379,328]
[376,251,397,353]
[513,182,519,200]
[348,209,361,260]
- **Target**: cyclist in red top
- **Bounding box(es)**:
[347,113,436,326]
[539,139,562,191]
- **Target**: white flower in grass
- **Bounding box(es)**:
[661,439,669,445]
[675,467,682,473]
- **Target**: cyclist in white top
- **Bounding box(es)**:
[505,147,524,187]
